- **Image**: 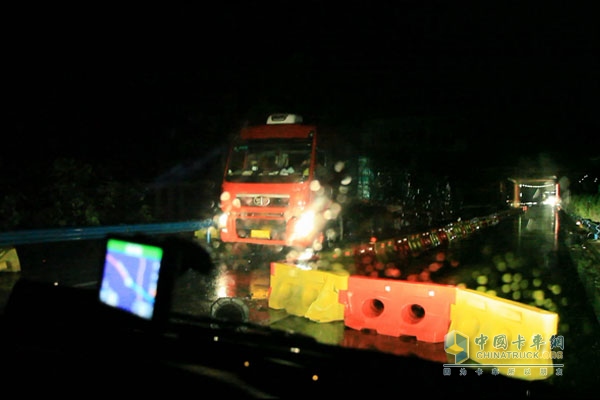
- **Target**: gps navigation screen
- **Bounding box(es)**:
[99,238,164,320]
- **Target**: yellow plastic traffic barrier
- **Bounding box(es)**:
[0,247,21,272]
[448,288,559,381]
[268,262,349,322]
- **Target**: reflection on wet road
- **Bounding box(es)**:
[181,206,599,393]
[2,206,598,394]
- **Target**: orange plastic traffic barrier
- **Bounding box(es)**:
[448,288,559,381]
[268,262,349,322]
[339,276,456,342]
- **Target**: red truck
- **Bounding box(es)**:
[216,114,342,250]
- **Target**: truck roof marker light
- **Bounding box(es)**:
[266,114,303,124]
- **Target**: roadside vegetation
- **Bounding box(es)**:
[0,158,154,231]
[567,194,600,223]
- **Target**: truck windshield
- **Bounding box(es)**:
[225,140,313,183]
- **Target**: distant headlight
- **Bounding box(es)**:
[543,195,559,206]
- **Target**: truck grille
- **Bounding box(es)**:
[237,194,290,208]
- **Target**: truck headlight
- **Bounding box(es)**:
[294,210,316,238]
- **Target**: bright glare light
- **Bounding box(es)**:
[295,210,316,238]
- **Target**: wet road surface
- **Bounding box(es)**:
[1,206,599,395]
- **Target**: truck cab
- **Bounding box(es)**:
[216,114,338,250]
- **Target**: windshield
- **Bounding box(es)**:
[2,3,598,397]
[225,140,312,183]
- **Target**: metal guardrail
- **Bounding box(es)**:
[0,208,526,249]
[0,219,214,247]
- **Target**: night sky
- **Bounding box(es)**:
[5,2,599,183]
